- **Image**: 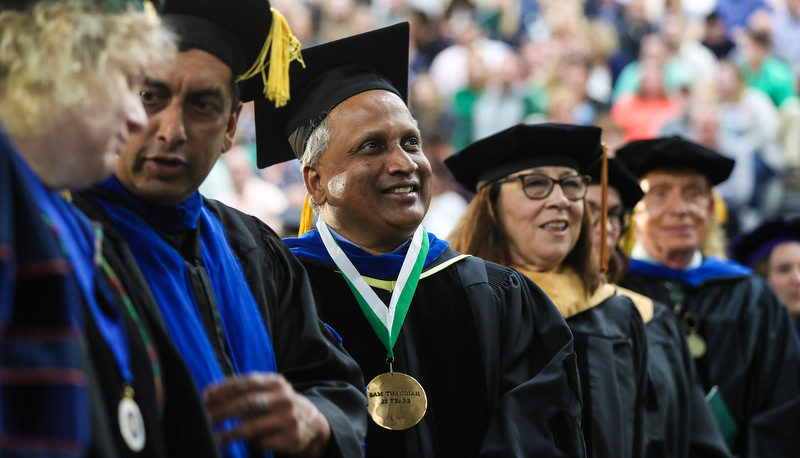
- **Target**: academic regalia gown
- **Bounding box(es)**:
[621,257,800,458]
[617,287,731,458]
[74,189,367,458]
[520,268,648,458]
[284,231,586,458]
[1,127,92,457]
[85,265,221,458]
[0,127,209,457]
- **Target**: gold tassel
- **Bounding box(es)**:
[620,220,636,256]
[599,143,609,273]
[712,189,728,224]
[298,193,313,236]
[237,7,306,108]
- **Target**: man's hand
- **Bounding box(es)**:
[204,373,331,458]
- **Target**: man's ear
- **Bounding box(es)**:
[221,102,243,153]
[303,164,327,206]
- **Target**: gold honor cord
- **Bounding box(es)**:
[316,219,429,430]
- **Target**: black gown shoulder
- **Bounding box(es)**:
[620,271,800,457]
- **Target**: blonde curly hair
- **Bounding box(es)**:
[0,1,175,138]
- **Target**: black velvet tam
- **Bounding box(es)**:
[444,123,603,192]
[588,158,644,211]
[728,216,800,268]
[161,0,274,103]
[616,136,735,186]
[253,22,410,168]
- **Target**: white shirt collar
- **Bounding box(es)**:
[631,243,703,270]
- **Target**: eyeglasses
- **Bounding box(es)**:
[496,173,591,201]
[588,202,632,232]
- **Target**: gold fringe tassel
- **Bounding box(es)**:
[298,193,313,236]
[237,7,306,108]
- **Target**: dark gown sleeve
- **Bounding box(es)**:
[644,302,730,458]
[204,200,367,458]
[459,258,586,458]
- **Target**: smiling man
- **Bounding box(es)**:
[72,1,367,457]
[616,136,800,457]
[276,24,585,457]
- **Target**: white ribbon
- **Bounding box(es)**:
[316,217,424,340]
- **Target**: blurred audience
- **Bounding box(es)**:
[211,0,800,233]
[218,145,289,230]
[611,60,683,141]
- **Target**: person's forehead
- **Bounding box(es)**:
[148,48,233,93]
[331,90,409,116]
[641,169,710,187]
[512,166,578,177]
[772,241,800,259]
[586,185,621,205]
[327,90,414,131]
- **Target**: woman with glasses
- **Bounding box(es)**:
[585,160,731,457]
[446,123,648,458]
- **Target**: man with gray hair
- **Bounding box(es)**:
[275,23,586,457]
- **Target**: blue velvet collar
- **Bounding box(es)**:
[284,226,449,280]
[628,256,752,287]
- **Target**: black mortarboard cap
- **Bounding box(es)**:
[161,0,295,104]
[728,216,800,267]
[588,158,643,210]
[615,136,735,186]
[444,123,603,192]
[253,22,410,169]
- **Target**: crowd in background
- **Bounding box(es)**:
[200,0,800,240]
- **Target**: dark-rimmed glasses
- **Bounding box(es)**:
[587,202,632,232]
[496,173,591,201]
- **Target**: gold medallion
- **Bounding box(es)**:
[681,312,706,359]
[687,333,707,358]
[367,371,427,430]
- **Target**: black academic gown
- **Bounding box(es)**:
[85,269,221,458]
[567,294,647,458]
[520,270,648,458]
[294,249,586,458]
[639,300,731,458]
[74,191,367,458]
[621,271,800,457]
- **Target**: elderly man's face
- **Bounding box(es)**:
[115,49,241,206]
[634,169,714,266]
[306,90,431,249]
